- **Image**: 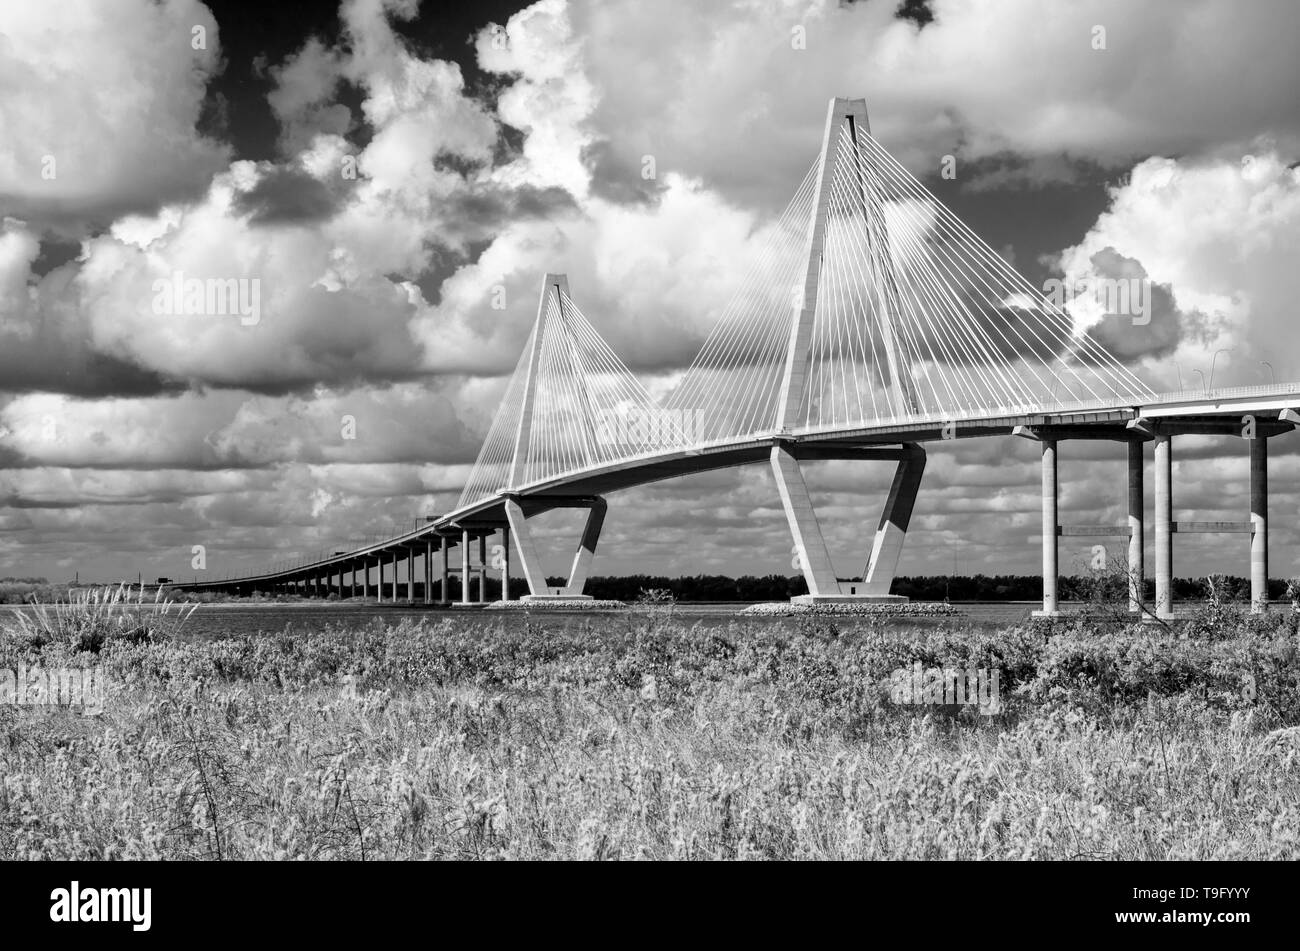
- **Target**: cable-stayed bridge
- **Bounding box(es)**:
[178,98,1300,619]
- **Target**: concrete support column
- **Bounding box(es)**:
[501,527,511,602]
[478,535,488,603]
[363,561,370,599]
[1250,435,1269,614]
[1038,439,1060,617]
[390,552,398,602]
[461,530,472,605]
[440,536,449,604]
[1127,440,1144,614]
[1154,433,1173,619]
[424,541,432,605]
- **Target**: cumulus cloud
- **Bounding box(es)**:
[3,0,1300,583]
[563,0,1300,205]
[1058,150,1300,389]
[0,381,483,471]
[0,0,230,234]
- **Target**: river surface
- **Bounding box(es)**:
[0,600,1198,639]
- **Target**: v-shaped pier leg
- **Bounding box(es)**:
[505,496,607,599]
[862,444,926,595]
[772,443,923,603]
[771,444,840,597]
[564,498,606,595]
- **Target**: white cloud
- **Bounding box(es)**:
[5,0,1300,583]
[1059,150,1300,388]
[564,0,1300,204]
[0,0,229,232]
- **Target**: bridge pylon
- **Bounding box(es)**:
[493,273,636,599]
[776,96,918,432]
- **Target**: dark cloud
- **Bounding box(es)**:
[30,237,81,279]
[0,336,177,398]
[581,139,666,206]
[235,167,342,225]
[1076,248,1182,363]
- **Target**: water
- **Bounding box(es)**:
[0,600,1097,639]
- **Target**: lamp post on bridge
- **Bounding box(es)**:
[1209,348,1232,391]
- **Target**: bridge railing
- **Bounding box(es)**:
[1139,382,1300,404]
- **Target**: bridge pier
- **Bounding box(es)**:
[1034,439,1061,618]
[478,535,488,603]
[862,444,926,596]
[461,529,471,605]
[504,497,605,599]
[440,536,450,604]
[1154,433,1174,620]
[1250,433,1268,613]
[501,526,511,602]
[1128,440,1144,614]
[771,444,839,599]
[771,443,922,603]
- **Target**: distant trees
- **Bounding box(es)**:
[572,573,1279,603]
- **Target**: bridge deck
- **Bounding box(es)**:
[178,388,1299,591]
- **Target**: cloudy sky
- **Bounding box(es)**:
[2,0,1300,585]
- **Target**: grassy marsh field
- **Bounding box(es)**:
[2,588,1299,860]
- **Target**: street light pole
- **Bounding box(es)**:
[1209,348,1232,390]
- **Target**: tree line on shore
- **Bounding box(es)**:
[4,573,1288,604]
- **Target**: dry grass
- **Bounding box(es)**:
[1,606,1298,860]
[11,583,198,653]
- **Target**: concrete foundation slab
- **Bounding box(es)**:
[791,593,908,605]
